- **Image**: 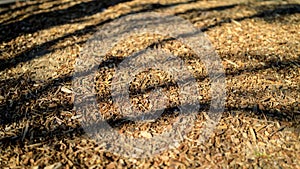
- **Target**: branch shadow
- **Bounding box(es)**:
[0,0,201,44]
[1,2,299,71]
[0,0,131,43]
[0,0,203,72]
[0,0,299,158]
[175,3,238,15]
[0,73,73,125]
[0,0,73,25]
[0,0,60,14]
[1,31,298,127]
[199,3,300,31]
[0,53,299,152]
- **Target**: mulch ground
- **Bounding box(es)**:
[0,0,299,168]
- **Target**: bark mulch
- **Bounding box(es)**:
[0,0,299,168]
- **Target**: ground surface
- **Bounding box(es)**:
[0,0,299,168]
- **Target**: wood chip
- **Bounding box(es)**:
[61,86,73,94]
[249,127,256,142]
[44,162,62,169]
[0,0,299,168]
[224,58,239,68]
[140,131,152,138]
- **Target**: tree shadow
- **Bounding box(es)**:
[0,0,19,6]
[198,3,300,31]
[225,55,300,78]
[0,0,59,12]
[0,0,201,44]
[1,47,298,147]
[0,16,298,127]
[175,3,238,15]
[1,1,299,71]
[0,0,204,72]
[0,0,73,25]
[0,0,131,43]
[0,73,73,125]
[0,0,299,158]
